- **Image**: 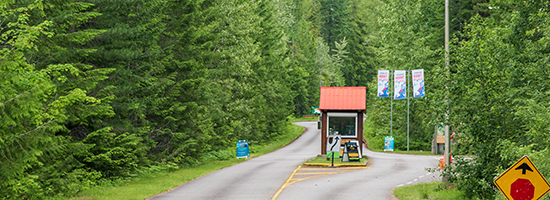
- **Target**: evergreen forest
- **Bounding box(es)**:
[1,0,550,199]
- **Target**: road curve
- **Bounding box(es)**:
[149,121,441,200]
[148,121,321,200]
[275,143,441,199]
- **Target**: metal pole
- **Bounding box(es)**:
[407,70,410,152]
[331,151,334,167]
[390,70,393,138]
[443,1,451,185]
[445,0,449,66]
[445,0,450,122]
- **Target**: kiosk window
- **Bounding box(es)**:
[328,117,356,136]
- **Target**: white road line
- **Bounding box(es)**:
[397,184,404,187]
[419,175,424,178]
[413,179,418,182]
[407,182,412,184]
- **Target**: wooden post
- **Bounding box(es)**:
[432,126,439,155]
[321,111,328,155]
[357,111,364,157]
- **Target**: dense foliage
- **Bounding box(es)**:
[3,0,549,199]
[442,1,550,199]
[365,0,550,199]
[0,0,378,198]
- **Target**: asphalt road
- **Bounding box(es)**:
[149,121,441,200]
[276,141,441,199]
[149,121,321,200]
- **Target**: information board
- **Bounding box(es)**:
[236,140,250,158]
[384,136,394,151]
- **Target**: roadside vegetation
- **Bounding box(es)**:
[1,0,377,198]
[2,0,550,199]
[393,182,467,200]
[363,1,550,199]
[290,116,320,122]
[71,124,304,200]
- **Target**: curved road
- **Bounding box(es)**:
[149,121,441,200]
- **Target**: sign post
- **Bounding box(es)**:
[494,156,550,200]
[326,135,341,167]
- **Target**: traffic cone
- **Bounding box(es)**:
[342,145,349,162]
[439,158,445,169]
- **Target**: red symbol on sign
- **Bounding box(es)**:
[511,178,534,200]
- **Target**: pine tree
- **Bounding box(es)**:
[151,0,216,161]
[320,0,353,50]
[204,0,263,144]
[345,0,378,87]
[0,1,107,197]
[289,0,323,115]
[251,0,295,138]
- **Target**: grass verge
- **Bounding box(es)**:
[363,130,437,156]
[289,116,319,122]
[369,149,438,156]
[305,155,366,165]
[393,182,467,200]
[71,124,305,200]
[72,159,243,200]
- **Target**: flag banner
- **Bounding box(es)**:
[412,69,425,98]
[377,70,390,98]
[394,70,406,100]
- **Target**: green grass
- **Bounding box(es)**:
[305,155,366,165]
[363,129,437,156]
[393,182,467,200]
[71,124,305,200]
[72,159,244,200]
[289,115,319,122]
[370,149,438,156]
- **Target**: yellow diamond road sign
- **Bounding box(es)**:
[494,156,550,200]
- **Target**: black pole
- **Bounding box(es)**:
[331,152,334,167]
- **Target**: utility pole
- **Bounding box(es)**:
[445,0,450,72]
[390,70,393,138]
[444,0,451,173]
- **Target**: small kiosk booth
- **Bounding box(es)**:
[320,86,366,158]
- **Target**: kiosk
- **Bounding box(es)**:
[319,86,366,158]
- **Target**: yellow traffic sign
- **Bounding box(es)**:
[494,156,550,200]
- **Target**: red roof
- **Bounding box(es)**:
[320,86,366,111]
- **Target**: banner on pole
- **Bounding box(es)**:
[412,69,425,98]
[394,70,406,100]
[377,70,390,98]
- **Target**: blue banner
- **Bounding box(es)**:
[377,70,390,98]
[412,69,425,98]
[384,136,394,151]
[236,140,250,158]
[394,70,406,100]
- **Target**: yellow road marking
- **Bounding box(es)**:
[295,172,335,175]
[271,166,370,200]
[272,165,301,200]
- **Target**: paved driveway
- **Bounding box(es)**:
[149,121,441,200]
